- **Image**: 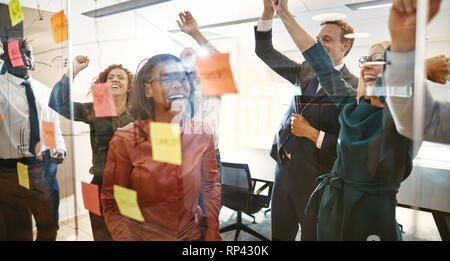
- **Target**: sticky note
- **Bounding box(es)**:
[195,52,238,96]
[113,185,144,222]
[150,122,182,165]
[8,0,24,27]
[0,112,3,121]
[81,182,101,216]
[42,121,56,149]
[17,162,29,189]
[92,82,117,118]
[50,10,68,43]
[8,40,24,67]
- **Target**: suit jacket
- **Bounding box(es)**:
[254,27,359,178]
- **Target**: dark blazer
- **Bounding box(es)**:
[254,26,359,178]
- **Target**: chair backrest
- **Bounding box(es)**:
[220,162,253,210]
[220,162,252,191]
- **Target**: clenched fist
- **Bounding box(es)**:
[426,55,450,84]
[291,113,319,143]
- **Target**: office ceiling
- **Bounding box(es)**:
[2,0,449,47]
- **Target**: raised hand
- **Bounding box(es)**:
[271,0,289,15]
[72,55,89,78]
[261,0,275,20]
[177,11,199,36]
[263,0,273,10]
[389,0,441,52]
[426,55,450,84]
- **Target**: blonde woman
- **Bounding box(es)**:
[273,0,413,240]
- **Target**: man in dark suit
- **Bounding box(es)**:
[254,0,359,241]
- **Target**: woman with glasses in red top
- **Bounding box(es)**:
[101,54,222,241]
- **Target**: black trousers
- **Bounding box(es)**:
[0,162,57,241]
[271,161,320,241]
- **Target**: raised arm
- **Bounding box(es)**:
[48,56,93,124]
[273,0,355,105]
[177,11,218,53]
[254,0,304,85]
[272,0,316,53]
[384,0,449,143]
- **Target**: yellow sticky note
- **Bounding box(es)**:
[17,162,30,189]
[150,122,182,165]
[8,0,24,27]
[113,185,144,222]
[50,10,68,43]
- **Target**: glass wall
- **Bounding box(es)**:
[0,0,448,242]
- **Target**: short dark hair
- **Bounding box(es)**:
[320,20,354,57]
[129,54,194,121]
[0,38,31,68]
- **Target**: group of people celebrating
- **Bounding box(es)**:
[0,0,448,241]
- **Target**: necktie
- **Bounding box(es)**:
[302,76,319,103]
[22,80,40,156]
[284,76,319,157]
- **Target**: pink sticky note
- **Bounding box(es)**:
[81,182,101,216]
[92,82,117,118]
[42,121,56,149]
[8,40,24,67]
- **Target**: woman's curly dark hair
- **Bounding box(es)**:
[87,64,134,102]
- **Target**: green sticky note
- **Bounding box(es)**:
[113,185,144,222]
[8,0,24,27]
[17,162,30,189]
[150,122,182,165]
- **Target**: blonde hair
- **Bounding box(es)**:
[356,40,391,104]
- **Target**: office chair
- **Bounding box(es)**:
[219,162,273,241]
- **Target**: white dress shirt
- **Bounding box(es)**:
[0,72,66,159]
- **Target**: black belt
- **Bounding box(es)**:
[0,157,42,168]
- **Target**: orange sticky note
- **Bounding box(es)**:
[195,53,238,96]
[92,82,117,118]
[8,0,24,27]
[0,112,3,121]
[50,10,68,43]
[150,122,182,165]
[42,121,56,149]
[17,162,29,189]
[113,185,144,222]
[81,182,101,216]
[8,40,24,67]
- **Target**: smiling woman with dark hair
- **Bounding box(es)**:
[100,54,222,241]
[48,56,135,241]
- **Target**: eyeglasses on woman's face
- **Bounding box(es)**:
[147,72,189,87]
[359,53,385,68]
